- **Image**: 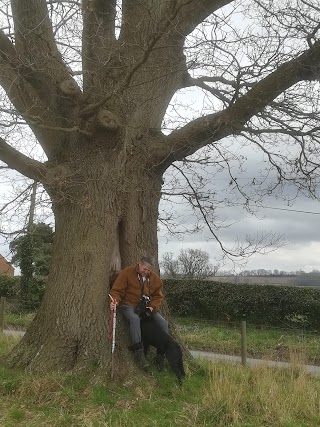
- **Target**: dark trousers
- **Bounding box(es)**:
[119,304,168,346]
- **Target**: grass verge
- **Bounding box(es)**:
[175,316,320,365]
[1,335,320,426]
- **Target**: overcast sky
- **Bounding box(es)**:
[158,137,320,274]
[158,194,320,274]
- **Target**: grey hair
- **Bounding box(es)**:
[140,255,155,266]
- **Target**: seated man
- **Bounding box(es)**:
[109,256,168,369]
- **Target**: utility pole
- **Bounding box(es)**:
[20,181,37,311]
[28,181,37,231]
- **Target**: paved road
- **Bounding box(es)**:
[190,350,320,376]
[4,329,320,376]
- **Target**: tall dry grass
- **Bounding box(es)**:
[3,334,320,426]
[202,356,320,426]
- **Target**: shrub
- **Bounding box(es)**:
[0,276,21,298]
[164,279,320,330]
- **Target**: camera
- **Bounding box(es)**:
[134,295,152,318]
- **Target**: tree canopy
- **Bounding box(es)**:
[0,0,319,259]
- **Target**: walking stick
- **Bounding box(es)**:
[108,294,117,380]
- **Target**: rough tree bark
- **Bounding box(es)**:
[0,0,319,374]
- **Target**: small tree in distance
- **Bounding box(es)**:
[10,222,54,310]
[10,223,54,278]
[179,249,218,279]
[161,249,219,279]
[161,252,181,277]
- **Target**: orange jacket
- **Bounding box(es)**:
[109,264,164,311]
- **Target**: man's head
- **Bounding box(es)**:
[138,256,155,277]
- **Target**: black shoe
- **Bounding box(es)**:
[134,349,149,370]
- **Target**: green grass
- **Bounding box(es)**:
[175,317,320,365]
[0,334,21,358]
[4,312,35,329]
[1,335,320,426]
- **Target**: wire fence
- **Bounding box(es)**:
[173,316,320,367]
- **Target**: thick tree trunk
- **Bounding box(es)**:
[7,153,164,375]
[3,0,194,376]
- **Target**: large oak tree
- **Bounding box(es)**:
[0,0,319,374]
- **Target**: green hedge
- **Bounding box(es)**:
[164,279,320,329]
[0,275,45,312]
[3,275,320,328]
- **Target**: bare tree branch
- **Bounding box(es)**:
[172,163,282,259]
[176,0,234,36]
[12,0,64,65]
[46,0,80,4]
[184,75,231,104]
[10,0,80,106]
[120,0,177,42]
[307,22,320,47]
[80,1,190,118]
[300,0,320,13]
[241,125,320,137]
[0,5,82,158]
[82,0,117,92]
[184,74,254,89]
[0,31,47,119]
[80,19,177,116]
[0,29,16,60]
[0,185,32,214]
[156,40,320,164]
[0,137,47,181]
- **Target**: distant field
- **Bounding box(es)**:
[209,276,320,287]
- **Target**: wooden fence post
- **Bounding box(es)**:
[0,296,5,334]
[241,320,247,367]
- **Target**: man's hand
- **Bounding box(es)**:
[109,294,118,311]
[147,306,154,313]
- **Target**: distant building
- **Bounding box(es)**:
[0,254,14,276]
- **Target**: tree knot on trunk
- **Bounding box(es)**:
[59,79,82,97]
[97,109,121,131]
